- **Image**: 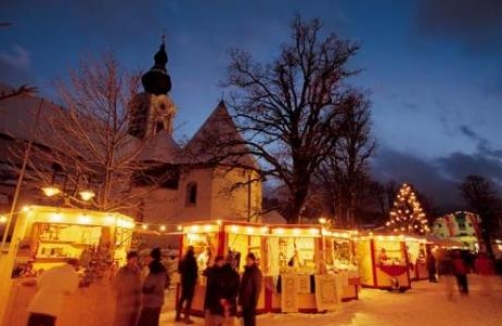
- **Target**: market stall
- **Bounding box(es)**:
[1,205,135,325]
[177,221,268,316]
[266,224,356,313]
[405,236,428,281]
[355,234,411,291]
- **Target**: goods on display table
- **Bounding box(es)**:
[177,221,268,316]
[1,206,135,325]
[355,234,411,292]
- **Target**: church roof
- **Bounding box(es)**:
[182,100,257,169]
[137,129,181,164]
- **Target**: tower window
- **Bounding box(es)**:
[186,182,198,206]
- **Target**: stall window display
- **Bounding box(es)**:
[356,235,411,291]
[9,206,134,285]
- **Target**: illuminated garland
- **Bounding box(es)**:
[385,183,430,235]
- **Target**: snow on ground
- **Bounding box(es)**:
[160,275,502,326]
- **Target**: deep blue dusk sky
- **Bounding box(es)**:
[2,0,502,206]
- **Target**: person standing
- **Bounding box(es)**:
[437,250,455,300]
[452,250,469,295]
[239,253,262,326]
[176,246,198,324]
[475,252,494,295]
[113,251,142,326]
[26,258,80,326]
[203,255,226,326]
[137,248,169,326]
[426,249,437,283]
[220,257,240,326]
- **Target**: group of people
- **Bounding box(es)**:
[113,248,170,326]
[427,249,495,299]
[26,248,169,326]
[176,246,263,326]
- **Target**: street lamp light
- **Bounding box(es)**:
[318,217,327,225]
[42,186,61,197]
[79,190,96,202]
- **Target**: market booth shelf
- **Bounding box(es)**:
[355,234,411,292]
[1,205,135,326]
[176,221,268,316]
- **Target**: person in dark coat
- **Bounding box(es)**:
[452,250,469,295]
[220,258,240,325]
[137,248,169,326]
[203,255,225,326]
[238,253,262,326]
[426,249,437,282]
[176,246,198,324]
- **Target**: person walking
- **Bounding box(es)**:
[475,252,494,295]
[437,250,455,300]
[137,248,169,326]
[452,250,469,296]
[426,249,437,283]
[26,258,80,326]
[176,246,198,324]
[113,251,142,326]
[239,253,262,326]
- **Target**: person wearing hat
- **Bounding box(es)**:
[113,251,141,326]
[26,258,80,326]
[239,253,262,326]
[137,248,169,326]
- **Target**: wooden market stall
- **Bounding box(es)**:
[1,205,135,326]
[177,221,268,316]
[266,224,357,313]
[322,230,360,301]
[355,234,411,292]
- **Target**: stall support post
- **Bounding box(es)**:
[369,239,377,287]
[217,229,225,257]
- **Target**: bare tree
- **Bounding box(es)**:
[0,84,37,102]
[220,17,364,224]
[316,93,375,227]
[14,55,168,212]
[459,175,501,259]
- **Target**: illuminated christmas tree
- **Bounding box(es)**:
[385,183,430,235]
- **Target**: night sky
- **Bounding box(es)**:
[2,0,502,207]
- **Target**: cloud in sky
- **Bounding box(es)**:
[415,0,502,52]
[0,45,31,84]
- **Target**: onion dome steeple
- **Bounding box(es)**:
[141,38,172,95]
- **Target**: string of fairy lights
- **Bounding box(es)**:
[385,183,430,235]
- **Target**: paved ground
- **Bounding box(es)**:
[160,275,502,326]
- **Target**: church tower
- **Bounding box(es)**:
[129,39,176,139]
